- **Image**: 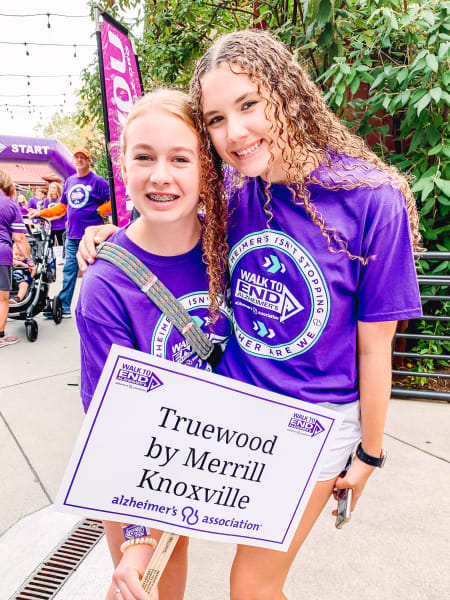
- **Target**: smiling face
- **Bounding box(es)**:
[121,106,201,230]
[48,182,59,199]
[73,153,91,177]
[201,63,285,183]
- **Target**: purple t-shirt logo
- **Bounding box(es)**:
[68,184,92,209]
[229,230,330,360]
[116,363,163,393]
[151,291,233,370]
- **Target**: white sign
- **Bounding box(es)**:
[56,345,342,551]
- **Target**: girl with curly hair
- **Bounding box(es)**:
[78,30,422,600]
[188,28,422,599]
[75,88,231,600]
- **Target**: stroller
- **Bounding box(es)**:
[8,217,63,341]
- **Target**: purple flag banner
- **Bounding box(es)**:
[96,10,143,226]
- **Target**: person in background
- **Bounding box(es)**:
[29,147,111,318]
[0,169,36,347]
[16,194,29,217]
[43,181,66,247]
[27,187,46,210]
[10,244,33,303]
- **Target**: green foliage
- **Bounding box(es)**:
[315,1,450,253]
[35,105,105,163]
[78,1,253,125]
[409,301,450,385]
[75,0,448,381]
[77,1,449,255]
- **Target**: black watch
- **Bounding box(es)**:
[356,442,386,468]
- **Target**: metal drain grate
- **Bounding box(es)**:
[10,518,104,599]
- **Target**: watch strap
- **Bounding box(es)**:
[356,442,386,468]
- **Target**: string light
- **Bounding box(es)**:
[0,11,136,128]
[0,12,136,28]
[0,103,70,108]
[0,74,79,78]
[0,12,88,17]
[0,93,68,97]
[0,41,95,48]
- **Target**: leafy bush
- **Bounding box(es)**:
[78,1,449,379]
[313,0,450,253]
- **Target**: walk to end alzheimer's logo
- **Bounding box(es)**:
[287,412,325,437]
[68,184,92,209]
[115,362,163,393]
[228,230,330,360]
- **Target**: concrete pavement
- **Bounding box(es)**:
[1,275,449,599]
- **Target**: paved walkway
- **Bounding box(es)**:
[1,276,449,599]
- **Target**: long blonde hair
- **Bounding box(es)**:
[47,181,62,201]
[190,29,422,260]
[120,89,228,319]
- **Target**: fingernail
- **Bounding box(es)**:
[94,237,101,243]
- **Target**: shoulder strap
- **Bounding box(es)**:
[96,242,216,361]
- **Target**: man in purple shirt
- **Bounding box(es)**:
[0,170,36,347]
[30,148,110,317]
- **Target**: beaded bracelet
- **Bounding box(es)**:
[120,536,158,554]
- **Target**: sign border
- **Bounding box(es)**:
[61,353,337,547]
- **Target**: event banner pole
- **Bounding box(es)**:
[94,6,143,226]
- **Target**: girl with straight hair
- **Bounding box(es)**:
[75,88,231,600]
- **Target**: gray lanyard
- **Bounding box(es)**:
[96,242,216,362]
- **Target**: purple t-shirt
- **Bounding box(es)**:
[27,197,45,210]
[76,228,233,412]
[61,171,109,239]
[217,154,422,405]
[0,193,27,265]
[43,198,67,231]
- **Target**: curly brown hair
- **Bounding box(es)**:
[121,89,229,320]
[190,29,422,261]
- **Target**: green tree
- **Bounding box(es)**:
[35,107,105,171]
[78,1,254,125]
[315,1,450,253]
[77,0,449,252]
[76,0,448,378]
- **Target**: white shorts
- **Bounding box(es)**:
[317,401,361,481]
